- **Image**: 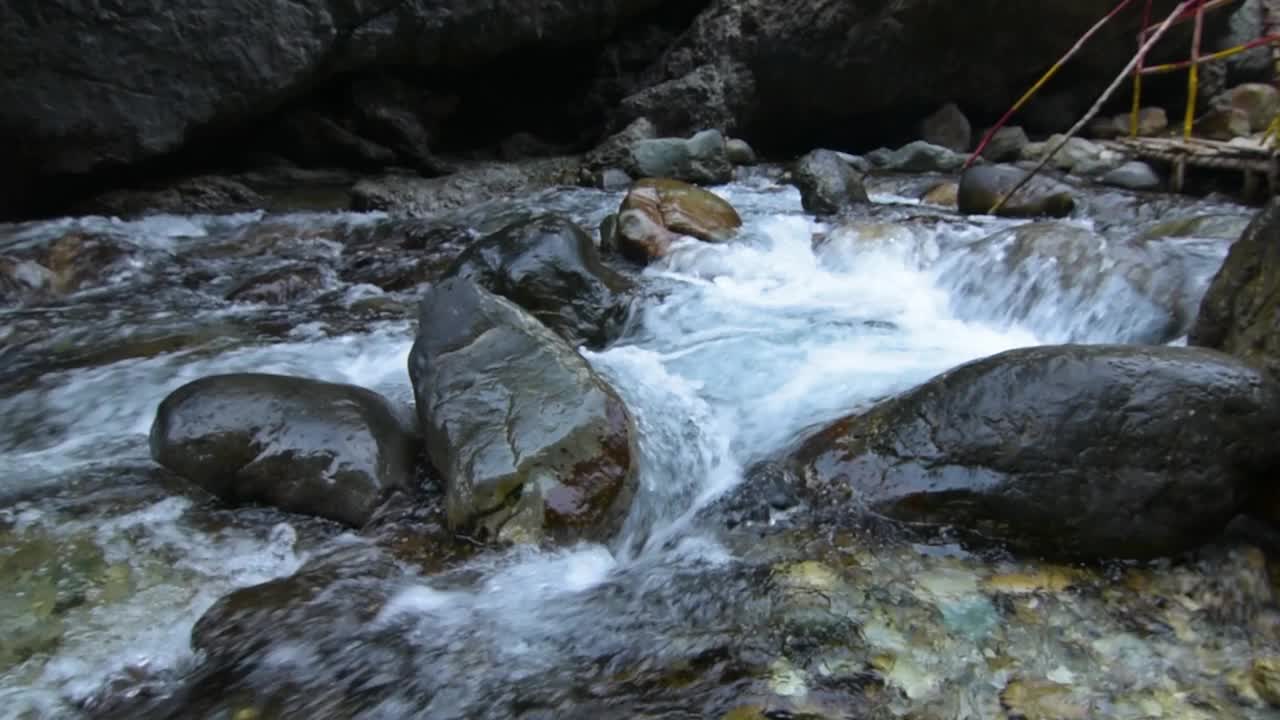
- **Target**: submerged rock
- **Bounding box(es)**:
[225,264,330,304]
[0,256,54,306]
[942,221,1185,345]
[444,214,632,348]
[791,149,870,215]
[615,178,742,263]
[957,164,1075,218]
[192,544,405,666]
[1140,213,1250,241]
[920,182,959,208]
[150,373,418,527]
[788,344,1280,559]
[1192,198,1280,383]
[408,277,636,543]
[869,141,968,173]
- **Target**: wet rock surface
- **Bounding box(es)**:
[444,214,632,348]
[2,172,1276,720]
[150,373,419,527]
[787,344,1280,559]
[615,177,742,262]
[958,164,1076,218]
[791,149,870,215]
[1193,198,1280,383]
[938,221,1182,343]
[408,277,636,543]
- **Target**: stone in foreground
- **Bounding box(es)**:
[789,344,1280,559]
[150,373,417,527]
[408,277,636,543]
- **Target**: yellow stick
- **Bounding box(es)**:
[991,1,1192,214]
[1141,37,1280,73]
[1185,2,1206,138]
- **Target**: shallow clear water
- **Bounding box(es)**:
[0,176,1271,719]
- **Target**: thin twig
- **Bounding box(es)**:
[965,0,1135,168]
[1130,0,1154,136]
[990,0,1193,214]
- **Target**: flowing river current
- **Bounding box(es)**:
[1,172,1274,719]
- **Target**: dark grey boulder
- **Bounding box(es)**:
[789,344,1280,560]
[919,102,972,153]
[791,149,869,215]
[150,373,417,527]
[958,164,1076,218]
[444,214,632,348]
[1192,198,1280,384]
[408,277,636,544]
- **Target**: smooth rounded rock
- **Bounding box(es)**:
[958,164,1075,218]
[726,138,758,166]
[150,373,417,527]
[791,149,870,215]
[979,126,1029,162]
[789,344,1280,560]
[1101,161,1161,191]
[616,178,742,263]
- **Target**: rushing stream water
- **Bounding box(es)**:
[1,172,1274,719]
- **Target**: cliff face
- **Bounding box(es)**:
[0,0,1228,218]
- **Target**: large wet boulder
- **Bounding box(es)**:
[408,277,636,543]
[791,149,870,215]
[150,373,418,527]
[958,164,1076,218]
[445,214,632,348]
[615,178,742,263]
[1192,199,1280,383]
[789,344,1280,560]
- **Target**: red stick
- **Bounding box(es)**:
[965,0,1136,168]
